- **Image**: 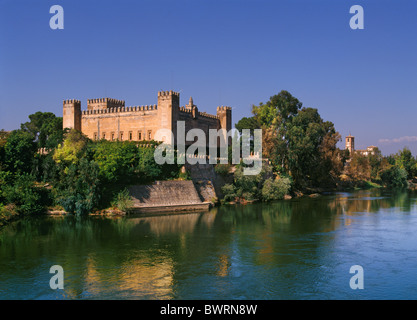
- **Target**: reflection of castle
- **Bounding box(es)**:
[345,135,377,156]
[63,91,232,146]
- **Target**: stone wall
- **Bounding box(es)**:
[185,163,231,203]
[80,107,159,141]
[128,180,210,214]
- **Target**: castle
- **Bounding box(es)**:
[63,90,232,146]
[345,135,377,156]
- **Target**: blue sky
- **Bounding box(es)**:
[0,0,416,155]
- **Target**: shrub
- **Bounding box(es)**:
[221,184,236,202]
[261,177,292,201]
[215,164,231,176]
[112,188,133,213]
[380,165,408,189]
[0,204,19,227]
[233,164,263,200]
[1,173,50,215]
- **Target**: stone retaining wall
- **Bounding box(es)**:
[128,180,209,214]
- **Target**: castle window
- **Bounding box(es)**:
[120,132,124,141]
[111,132,115,141]
[129,131,133,141]
[138,131,142,140]
[93,132,98,140]
[102,132,106,140]
[148,130,152,140]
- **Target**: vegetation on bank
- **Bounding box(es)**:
[230,90,417,201]
[0,115,184,224]
[216,162,292,204]
[1,90,417,225]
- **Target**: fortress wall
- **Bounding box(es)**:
[81,108,160,141]
[178,111,220,142]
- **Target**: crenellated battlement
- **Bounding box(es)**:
[82,104,157,115]
[179,106,220,120]
[216,106,232,111]
[198,111,219,120]
[87,98,125,105]
[158,90,180,98]
[179,106,192,113]
[63,99,81,105]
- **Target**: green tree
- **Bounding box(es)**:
[137,147,163,182]
[0,130,10,166]
[235,116,260,136]
[55,158,101,215]
[395,147,417,180]
[21,112,64,149]
[380,165,408,189]
[251,90,341,188]
[53,129,90,165]
[91,140,140,183]
[3,130,37,174]
[252,90,302,174]
[347,153,371,181]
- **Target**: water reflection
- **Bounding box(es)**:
[127,211,218,236]
[0,189,416,299]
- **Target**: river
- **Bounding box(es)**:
[1,189,417,300]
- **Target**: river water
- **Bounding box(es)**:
[1,189,417,300]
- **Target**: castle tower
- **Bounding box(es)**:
[63,99,81,131]
[87,98,125,111]
[157,90,180,144]
[216,106,232,146]
[345,134,355,155]
[216,106,232,132]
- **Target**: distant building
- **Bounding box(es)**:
[345,135,377,156]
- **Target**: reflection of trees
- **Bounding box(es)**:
[1,190,416,299]
[328,189,414,218]
[127,211,216,236]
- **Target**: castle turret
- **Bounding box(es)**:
[187,96,194,109]
[63,99,81,131]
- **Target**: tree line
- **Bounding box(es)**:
[0,112,184,225]
[1,91,417,223]
[223,90,417,203]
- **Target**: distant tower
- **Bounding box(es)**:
[346,134,355,155]
[188,96,194,108]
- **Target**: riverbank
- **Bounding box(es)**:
[1,177,416,230]
[219,178,417,206]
